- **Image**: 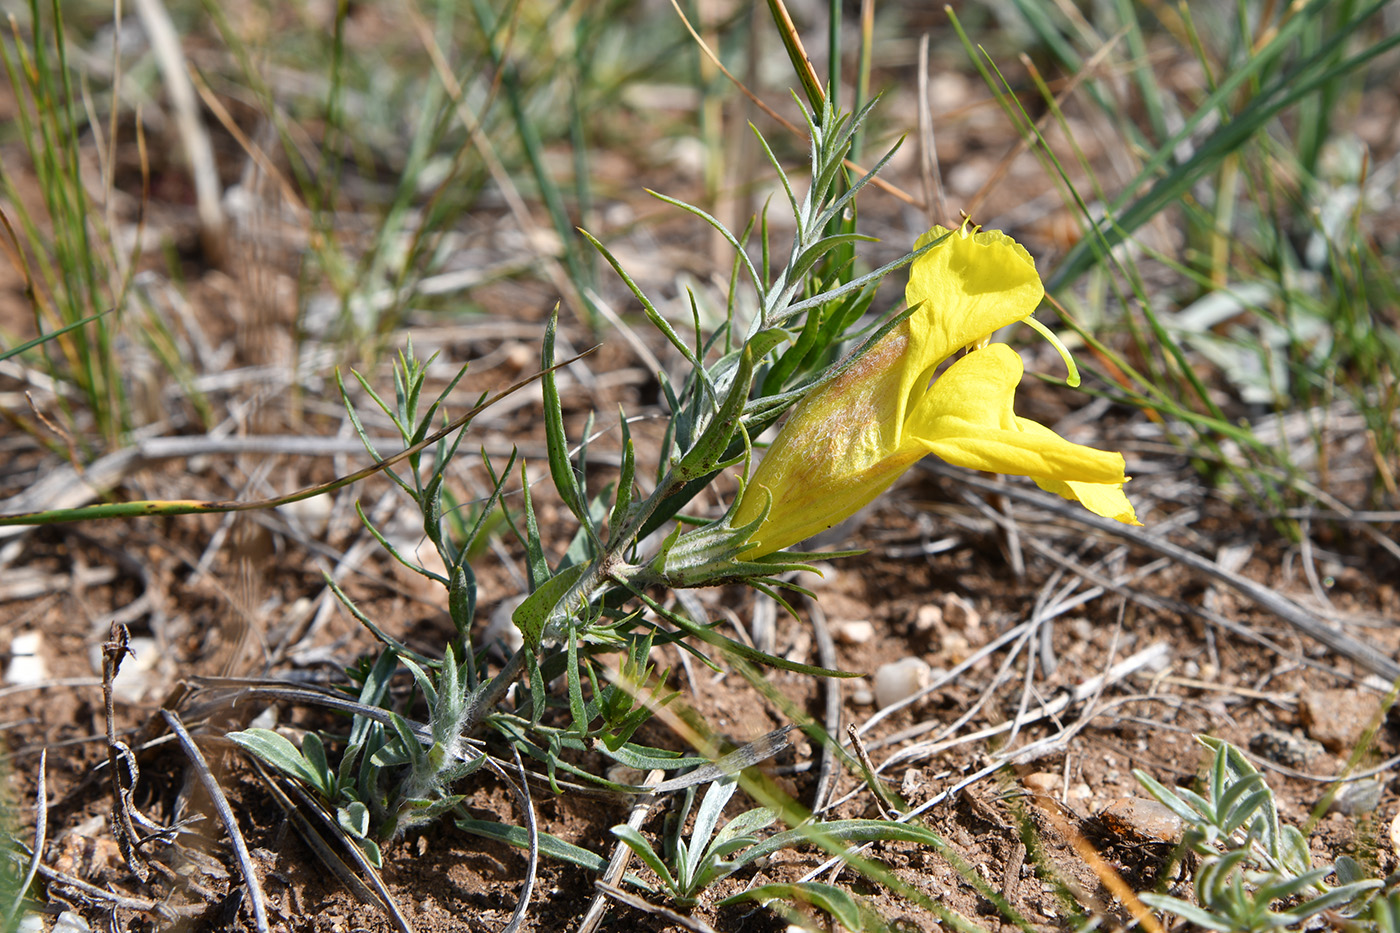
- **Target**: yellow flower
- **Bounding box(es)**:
[734,223,1139,558]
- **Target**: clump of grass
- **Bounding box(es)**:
[957,0,1400,517]
[1,1,138,446]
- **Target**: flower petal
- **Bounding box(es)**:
[733,329,922,557]
[903,225,1044,387]
[1034,476,1141,525]
[911,344,1130,486]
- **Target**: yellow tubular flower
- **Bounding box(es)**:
[734,223,1139,559]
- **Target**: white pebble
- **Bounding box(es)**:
[835,620,875,645]
[5,631,47,685]
[914,604,943,632]
[942,593,981,629]
[873,657,931,709]
[52,912,93,933]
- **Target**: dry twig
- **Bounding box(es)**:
[161,709,270,933]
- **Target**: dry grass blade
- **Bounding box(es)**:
[29,861,192,916]
[805,592,842,814]
[181,680,481,756]
[916,33,948,226]
[577,769,666,933]
[962,25,1133,221]
[3,748,45,924]
[131,0,224,262]
[847,725,900,819]
[161,709,270,933]
[651,726,794,793]
[258,765,414,933]
[927,462,1400,681]
[0,351,595,529]
[667,0,919,207]
[1034,798,1165,933]
[405,1,592,325]
[852,643,1169,781]
[1019,532,1352,681]
[480,747,538,933]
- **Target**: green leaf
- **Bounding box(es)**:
[357,835,382,868]
[1132,768,1203,825]
[448,561,476,641]
[338,801,370,839]
[228,729,326,793]
[400,655,438,711]
[611,825,680,896]
[712,807,778,849]
[719,882,865,931]
[511,561,588,651]
[640,590,857,678]
[456,818,614,874]
[578,227,704,367]
[349,649,398,749]
[688,778,741,876]
[327,576,436,667]
[1139,893,1236,932]
[388,712,428,774]
[518,460,548,590]
[337,742,364,798]
[607,411,636,547]
[0,305,115,363]
[1046,0,1397,290]
[727,819,947,874]
[301,731,333,796]
[1372,891,1400,933]
[541,305,590,534]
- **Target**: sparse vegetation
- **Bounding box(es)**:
[1,1,1396,931]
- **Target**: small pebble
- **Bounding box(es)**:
[1021,772,1060,797]
[901,769,929,799]
[937,631,971,663]
[282,494,332,536]
[848,678,874,706]
[1299,687,1384,753]
[1328,778,1385,816]
[605,765,649,789]
[835,620,875,645]
[913,604,943,632]
[1249,729,1326,768]
[873,657,931,709]
[4,631,47,685]
[52,913,91,933]
[1097,797,1185,845]
[942,593,981,630]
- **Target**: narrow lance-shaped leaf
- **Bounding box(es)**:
[578,228,702,367]
[511,561,588,653]
[719,882,865,932]
[518,460,548,590]
[228,729,328,793]
[675,343,756,480]
[541,305,593,541]
[607,409,635,548]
